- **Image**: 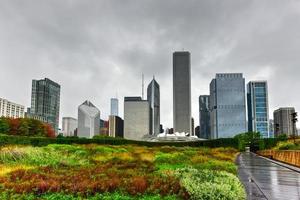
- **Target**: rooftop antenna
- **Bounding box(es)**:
[142,73,144,100]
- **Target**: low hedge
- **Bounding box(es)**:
[0,134,239,148]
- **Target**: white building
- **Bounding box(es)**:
[77,100,100,138]
[62,117,77,137]
[0,98,25,118]
[124,97,150,140]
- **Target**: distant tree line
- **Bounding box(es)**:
[0,117,55,138]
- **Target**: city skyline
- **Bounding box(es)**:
[1,1,300,129]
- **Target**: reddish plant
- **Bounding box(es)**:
[43,123,55,138]
[127,176,148,195]
[8,118,20,135]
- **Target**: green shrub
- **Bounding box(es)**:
[175,168,246,200]
[0,145,90,167]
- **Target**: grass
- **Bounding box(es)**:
[0,144,245,200]
[273,139,300,150]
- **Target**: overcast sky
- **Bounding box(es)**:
[1,0,300,129]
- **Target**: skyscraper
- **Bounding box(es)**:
[210,73,247,138]
[147,78,160,135]
[199,95,210,139]
[62,117,77,137]
[110,98,119,116]
[124,97,151,140]
[108,115,124,138]
[30,78,60,133]
[77,100,100,138]
[173,51,191,134]
[247,81,269,138]
[274,107,297,137]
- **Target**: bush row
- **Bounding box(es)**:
[0,134,284,150]
[0,134,239,148]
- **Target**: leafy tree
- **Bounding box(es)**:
[0,117,10,133]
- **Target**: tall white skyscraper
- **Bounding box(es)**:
[0,98,25,118]
[77,100,100,138]
[173,51,191,134]
[110,98,119,116]
[210,73,247,138]
[147,78,160,135]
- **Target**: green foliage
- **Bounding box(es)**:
[0,192,178,200]
[277,134,288,140]
[175,168,246,200]
[0,117,10,133]
[0,134,239,148]
[0,117,55,138]
[273,140,300,150]
[0,144,244,199]
[0,145,90,167]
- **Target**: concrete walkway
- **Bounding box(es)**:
[237,152,300,200]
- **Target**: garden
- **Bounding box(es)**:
[0,144,246,200]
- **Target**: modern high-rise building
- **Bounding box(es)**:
[210,73,247,138]
[199,95,210,139]
[173,51,191,134]
[110,98,119,116]
[124,97,151,140]
[191,117,195,136]
[274,107,297,137]
[30,78,60,133]
[62,117,77,137]
[0,98,25,118]
[108,115,124,138]
[269,119,274,138]
[77,100,100,138]
[147,78,160,135]
[247,81,270,138]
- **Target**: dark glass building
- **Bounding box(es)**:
[247,81,269,138]
[199,95,210,139]
[173,51,191,134]
[147,78,160,135]
[210,73,247,138]
[30,78,60,133]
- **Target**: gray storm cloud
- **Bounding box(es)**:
[0,0,299,128]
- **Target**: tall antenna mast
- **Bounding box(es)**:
[142,73,144,100]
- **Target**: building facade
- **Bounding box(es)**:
[108,115,124,138]
[124,97,151,140]
[110,98,119,116]
[210,73,247,138]
[62,117,77,137]
[273,107,297,137]
[147,78,160,135]
[30,78,60,133]
[247,81,270,138]
[0,98,25,118]
[173,51,191,134]
[199,95,210,139]
[77,100,100,138]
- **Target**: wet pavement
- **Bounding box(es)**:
[237,152,300,200]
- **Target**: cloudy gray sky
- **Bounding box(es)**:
[1,0,300,129]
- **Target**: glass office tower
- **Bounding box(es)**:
[210,73,247,138]
[110,98,119,116]
[247,81,269,138]
[30,78,60,133]
[199,95,210,139]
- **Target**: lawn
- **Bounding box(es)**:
[0,144,246,200]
